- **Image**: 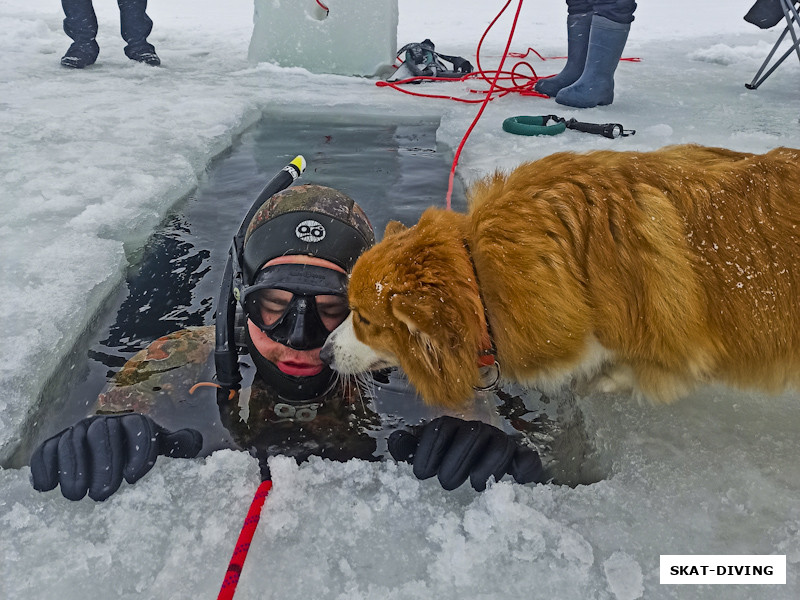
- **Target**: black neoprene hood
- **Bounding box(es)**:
[242,185,375,284]
[243,212,367,282]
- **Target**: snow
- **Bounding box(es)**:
[1,1,799,598]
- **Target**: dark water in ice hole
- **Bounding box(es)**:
[13,112,601,485]
[10,113,466,466]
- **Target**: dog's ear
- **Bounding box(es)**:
[389,291,481,410]
[390,293,430,336]
[383,220,408,238]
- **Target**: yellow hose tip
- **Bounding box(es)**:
[291,155,307,173]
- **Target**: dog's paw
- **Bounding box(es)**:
[593,374,631,394]
[575,364,635,396]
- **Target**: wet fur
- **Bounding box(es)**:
[327,145,800,409]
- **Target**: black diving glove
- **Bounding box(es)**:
[30,413,203,502]
[388,415,544,491]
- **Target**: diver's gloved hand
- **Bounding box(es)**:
[388,415,544,491]
[30,413,203,501]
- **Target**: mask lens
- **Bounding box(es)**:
[251,288,294,328]
[241,264,351,350]
[314,294,349,331]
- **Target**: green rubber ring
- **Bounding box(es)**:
[502,115,566,136]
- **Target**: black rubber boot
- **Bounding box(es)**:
[534,12,592,97]
[555,15,630,108]
[125,45,161,66]
[61,40,100,68]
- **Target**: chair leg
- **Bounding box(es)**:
[786,0,800,61]
[746,0,800,89]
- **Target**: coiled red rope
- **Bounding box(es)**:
[377,2,640,210]
[376,0,534,209]
[217,480,273,600]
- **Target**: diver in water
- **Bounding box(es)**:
[29,171,546,502]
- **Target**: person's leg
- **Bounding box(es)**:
[555,0,636,108]
[118,0,160,65]
[533,2,593,97]
[592,0,636,25]
[61,0,100,68]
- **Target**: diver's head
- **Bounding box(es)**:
[238,184,374,401]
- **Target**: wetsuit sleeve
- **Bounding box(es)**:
[94,326,216,415]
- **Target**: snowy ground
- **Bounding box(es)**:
[1,1,799,598]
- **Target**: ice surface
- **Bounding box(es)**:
[1,0,800,598]
[604,552,645,600]
[248,0,399,76]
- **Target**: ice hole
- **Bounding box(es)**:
[6,110,465,467]
[7,110,602,487]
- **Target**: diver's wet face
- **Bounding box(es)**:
[247,320,327,377]
[224,184,376,401]
[244,256,349,377]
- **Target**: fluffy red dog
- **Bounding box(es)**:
[321,145,800,409]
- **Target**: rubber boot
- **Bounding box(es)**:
[119,0,160,65]
[60,0,99,68]
[533,12,592,97]
[555,15,630,108]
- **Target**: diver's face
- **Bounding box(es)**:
[247,319,325,376]
[247,255,347,377]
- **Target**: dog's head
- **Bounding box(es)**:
[321,209,487,408]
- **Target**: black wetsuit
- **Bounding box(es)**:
[96,326,594,485]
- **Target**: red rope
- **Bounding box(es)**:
[315,0,329,14]
[376,75,486,103]
[217,480,273,600]
[508,47,640,62]
[445,0,526,209]
[375,1,536,208]
[378,3,641,210]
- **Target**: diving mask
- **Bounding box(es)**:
[241,263,349,350]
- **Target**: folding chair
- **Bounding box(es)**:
[744,0,800,89]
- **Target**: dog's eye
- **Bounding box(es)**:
[355,311,371,326]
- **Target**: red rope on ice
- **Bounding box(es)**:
[376,1,539,209]
[217,480,273,600]
[508,47,641,62]
[377,3,547,105]
[445,0,526,209]
[377,2,641,210]
[315,0,329,15]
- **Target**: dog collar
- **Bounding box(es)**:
[462,238,502,391]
